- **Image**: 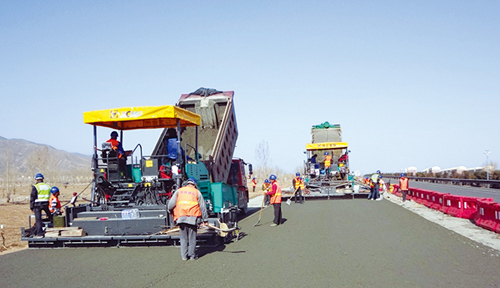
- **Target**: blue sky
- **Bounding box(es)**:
[1,1,499,175]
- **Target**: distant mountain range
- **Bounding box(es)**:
[0,136,91,177]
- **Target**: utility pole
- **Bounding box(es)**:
[484,150,491,180]
[484,150,491,188]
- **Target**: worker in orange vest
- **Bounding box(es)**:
[107,131,127,176]
[49,186,62,216]
[399,173,409,202]
[266,174,282,226]
[299,177,306,200]
[168,178,208,260]
[262,179,271,206]
[292,173,301,203]
[324,152,332,176]
[251,177,257,192]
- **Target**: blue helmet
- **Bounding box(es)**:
[269,174,277,181]
[185,177,197,186]
[35,173,44,180]
[264,179,270,183]
[296,172,300,176]
[376,170,381,174]
[50,186,59,194]
[324,152,329,155]
[110,131,119,138]
[401,173,406,177]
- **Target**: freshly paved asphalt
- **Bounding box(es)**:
[1,198,499,288]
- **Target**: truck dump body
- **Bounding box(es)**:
[153,90,238,184]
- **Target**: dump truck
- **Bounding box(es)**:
[300,122,360,199]
[22,88,250,247]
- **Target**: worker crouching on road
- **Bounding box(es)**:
[49,186,62,216]
[30,173,52,237]
[168,178,209,261]
[267,174,282,226]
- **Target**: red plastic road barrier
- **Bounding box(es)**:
[442,195,494,219]
[461,196,493,220]
[442,194,462,217]
[429,191,449,211]
[474,200,500,233]
[407,188,415,200]
[392,184,401,197]
[423,190,435,208]
[412,188,432,206]
[412,189,423,205]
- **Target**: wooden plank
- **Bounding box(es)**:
[45,231,60,238]
[60,229,85,237]
[45,226,81,232]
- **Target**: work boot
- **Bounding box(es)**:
[270,223,277,227]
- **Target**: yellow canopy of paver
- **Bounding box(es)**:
[305,142,348,151]
[83,105,201,130]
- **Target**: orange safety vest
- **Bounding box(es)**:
[399,177,409,191]
[293,176,301,189]
[324,155,332,168]
[270,181,282,204]
[49,194,61,214]
[106,138,123,158]
[262,183,271,192]
[251,179,256,187]
[299,179,305,190]
[173,185,202,221]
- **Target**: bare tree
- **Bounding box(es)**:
[2,147,19,202]
[254,140,273,181]
[255,140,270,168]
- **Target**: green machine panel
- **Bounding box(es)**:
[211,182,237,213]
[185,162,211,200]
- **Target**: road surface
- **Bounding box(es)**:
[1,197,499,288]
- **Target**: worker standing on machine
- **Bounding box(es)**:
[267,174,282,227]
[49,186,62,215]
[324,152,332,178]
[168,178,208,261]
[107,131,127,177]
[30,173,52,237]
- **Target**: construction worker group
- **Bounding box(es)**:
[30,173,62,237]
